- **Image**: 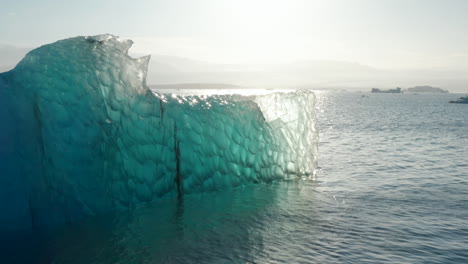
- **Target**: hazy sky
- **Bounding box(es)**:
[1,0,468,70]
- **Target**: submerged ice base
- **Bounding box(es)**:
[0,35,318,231]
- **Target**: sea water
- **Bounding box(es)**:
[2,91,467,263]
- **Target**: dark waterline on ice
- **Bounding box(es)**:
[2,91,468,263]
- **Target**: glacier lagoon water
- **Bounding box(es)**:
[2,91,468,263]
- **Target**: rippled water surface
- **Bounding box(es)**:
[2,91,468,263]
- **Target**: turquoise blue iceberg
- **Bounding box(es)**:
[0,35,318,231]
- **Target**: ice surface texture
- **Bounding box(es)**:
[0,35,317,231]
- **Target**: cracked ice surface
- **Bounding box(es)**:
[0,34,317,230]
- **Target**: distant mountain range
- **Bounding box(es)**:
[150,83,241,89]
[1,44,467,92]
[0,44,31,71]
[406,86,448,93]
[371,86,449,93]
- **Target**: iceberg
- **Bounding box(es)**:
[0,35,318,231]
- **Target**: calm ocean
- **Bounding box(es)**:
[2,91,467,263]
